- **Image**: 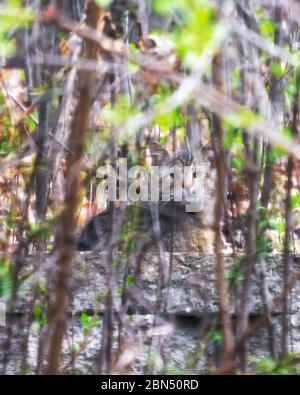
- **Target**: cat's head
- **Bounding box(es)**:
[147,141,208,214]
[95,141,214,217]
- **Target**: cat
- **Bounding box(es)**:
[77,142,216,253]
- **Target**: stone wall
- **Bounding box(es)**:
[1,253,300,374]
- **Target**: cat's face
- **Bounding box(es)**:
[147,141,212,214]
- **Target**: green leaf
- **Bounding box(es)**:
[259,219,270,232]
[256,357,278,374]
[8,0,22,7]
[95,0,113,7]
[154,0,218,67]
[154,0,210,15]
[80,312,101,332]
[292,192,300,209]
[126,274,135,287]
[231,68,241,91]
[0,1,35,55]
[267,146,283,165]
[231,155,244,172]
[0,259,12,301]
[80,312,90,326]
[269,218,285,234]
[209,330,223,345]
[225,109,260,130]
[271,62,282,78]
[224,127,243,150]
[260,19,276,37]
[33,305,47,327]
[226,259,245,285]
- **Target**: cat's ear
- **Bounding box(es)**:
[149,141,170,166]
